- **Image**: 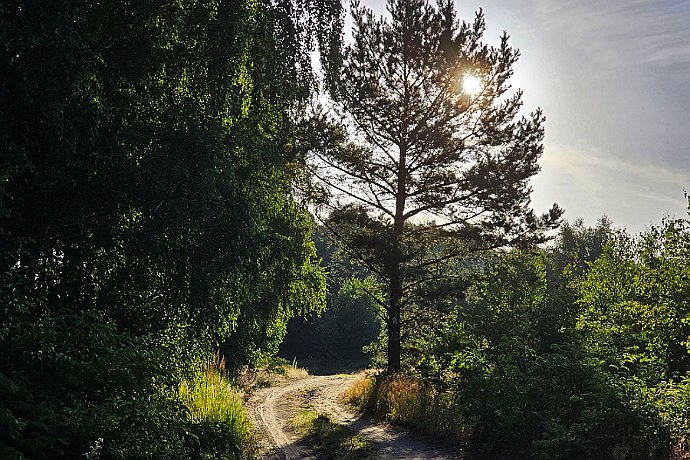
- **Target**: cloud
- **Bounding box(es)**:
[542,143,686,190]
[527,0,690,70]
[533,142,689,231]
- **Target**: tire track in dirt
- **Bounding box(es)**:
[249,377,316,459]
[248,373,461,460]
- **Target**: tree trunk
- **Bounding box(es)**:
[389,70,407,373]
[387,274,402,372]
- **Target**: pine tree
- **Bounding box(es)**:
[310,0,562,372]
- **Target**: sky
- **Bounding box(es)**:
[352,0,690,234]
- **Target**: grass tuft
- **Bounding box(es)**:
[344,374,465,447]
[179,366,253,459]
[342,374,375,408]
[179,368,247,427]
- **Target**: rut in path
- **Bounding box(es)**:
[247,374,461,460]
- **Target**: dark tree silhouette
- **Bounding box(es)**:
[310,0,562,372]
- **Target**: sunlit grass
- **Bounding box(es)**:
[179,368,246,425]
[178,365,252,458]
[344,375,465,447]
[236,363,309,390]
[342,374,374,408]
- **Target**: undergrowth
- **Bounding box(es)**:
[343,375,464,446]
[344,373,690,459]
[179,363,255,459]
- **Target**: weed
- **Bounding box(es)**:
[83,438,103,459]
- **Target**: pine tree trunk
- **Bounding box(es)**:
[388,274,402,372]
[388,108,407,373]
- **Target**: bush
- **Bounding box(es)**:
[0,302,188,459]
[0,268,252,459]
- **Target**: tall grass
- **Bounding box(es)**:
[178,360,252,459]
[343,375,465,446]
[179,368,246,426]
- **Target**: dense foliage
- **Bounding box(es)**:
[3,0,687,458]
[280,230,382,372]
[358,217,690,458]
[0,0,340,457]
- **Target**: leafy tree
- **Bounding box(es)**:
[0,0,338,367]
[0,0,341,456]
[576,220,690,382]
[310,0,562,371]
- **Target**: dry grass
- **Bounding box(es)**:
[673,429,690,460]
[343,374,466,447]
[237,364,309,390]
[342,375,374,409]
[284,365,310,380]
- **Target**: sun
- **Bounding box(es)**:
[462,74,482,96]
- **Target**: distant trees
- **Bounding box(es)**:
[355,216,690,458]
[280,231,383,370]
[310,0,561,371]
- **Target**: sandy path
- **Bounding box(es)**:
[247,374,461,460]
[248,377,316,459]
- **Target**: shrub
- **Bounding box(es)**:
[0,268,252,459]
[0,300,190,459]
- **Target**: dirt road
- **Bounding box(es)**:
[247,373,461,459]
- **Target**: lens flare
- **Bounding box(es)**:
[462,74,482,96]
